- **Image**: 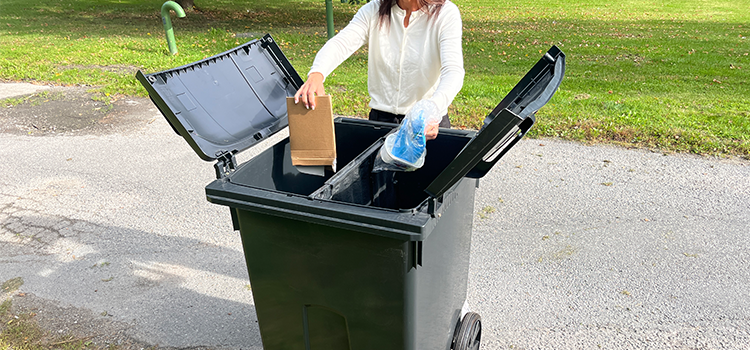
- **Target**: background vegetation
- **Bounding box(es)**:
[0,0,748,158]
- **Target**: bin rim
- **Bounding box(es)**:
[205,177,444,241]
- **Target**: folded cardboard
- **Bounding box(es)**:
[286,95,337,170]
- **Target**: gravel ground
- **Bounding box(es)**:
[1,83,749,349]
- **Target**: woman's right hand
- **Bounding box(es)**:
[294,72,325,110]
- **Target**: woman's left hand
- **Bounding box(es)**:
[425,121,439,140]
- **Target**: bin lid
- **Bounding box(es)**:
[424,46,565,198]
[136,34,303,161]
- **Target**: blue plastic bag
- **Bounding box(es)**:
[374,100,441,172]
[391,110,426,164]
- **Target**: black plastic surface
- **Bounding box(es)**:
[136,34,303,161]
[425,45,565,198]
[486,45,566,124]
[223,118,474,212]
[309,126,473,211]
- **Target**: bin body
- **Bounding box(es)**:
[207,119,479,350]
[136,34,565,350]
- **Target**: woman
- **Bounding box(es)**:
[293,0,464,140]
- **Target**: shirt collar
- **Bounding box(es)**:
[392,2,426,19]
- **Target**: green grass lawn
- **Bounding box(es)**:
[0,0,748,158]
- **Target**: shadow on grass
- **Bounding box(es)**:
[2,0,359,35]
[2,0,748,157]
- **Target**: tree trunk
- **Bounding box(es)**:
[175,0,194,11]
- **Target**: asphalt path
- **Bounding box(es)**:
[1,83,749,349]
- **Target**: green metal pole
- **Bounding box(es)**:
[325,0,334,40]
[161,1,186,55]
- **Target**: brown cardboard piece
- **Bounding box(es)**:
[286,95,336,169]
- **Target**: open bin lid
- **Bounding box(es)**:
[425,45,565,198]
[136,34,303,162]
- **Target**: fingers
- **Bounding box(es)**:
[295,72,325,110]
[425,122,439,140]
[293,86,303,103]
[307,89,317,110]
[294,84,314,109]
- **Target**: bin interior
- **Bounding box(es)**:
[310,135,473,210]
[226,119,474,211]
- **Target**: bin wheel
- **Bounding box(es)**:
[453,312,481,350]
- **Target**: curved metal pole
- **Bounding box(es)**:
[161,1,186,55]
[325,0,334,39]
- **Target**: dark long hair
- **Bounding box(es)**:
[378,0,445,28]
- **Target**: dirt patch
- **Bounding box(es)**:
[58,65,140,76]
[0,87,156,136]
[5,293,141,349]
[5,293,214,350]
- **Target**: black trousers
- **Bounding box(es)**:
[368,109,451,128]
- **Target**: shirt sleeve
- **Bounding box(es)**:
[428,3,465,113]
[308,2,375,81]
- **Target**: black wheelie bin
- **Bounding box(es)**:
[136,34,565,350]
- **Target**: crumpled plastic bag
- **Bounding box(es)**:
[373,100,441,172]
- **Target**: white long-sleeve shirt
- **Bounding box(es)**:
[309,0,464,116]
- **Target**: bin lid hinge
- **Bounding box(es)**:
[214,151,237,179]
[427,197,439,217]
